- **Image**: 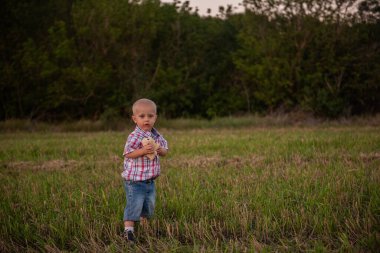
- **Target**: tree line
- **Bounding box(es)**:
[1,0,379,120]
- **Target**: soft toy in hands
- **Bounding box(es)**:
[141,137,160,160]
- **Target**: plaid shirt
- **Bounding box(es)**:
[121,126,168,181]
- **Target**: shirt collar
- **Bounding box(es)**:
[134,126,160,138]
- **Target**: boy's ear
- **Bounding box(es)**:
[131,115,136,123]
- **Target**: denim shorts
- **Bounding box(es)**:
[123,180,156,221]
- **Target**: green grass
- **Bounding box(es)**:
[1,126,379,252]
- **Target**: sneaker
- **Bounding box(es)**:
[122,230,135,243]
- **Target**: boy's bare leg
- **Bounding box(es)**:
[124,220,134,229]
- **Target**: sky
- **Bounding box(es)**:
[160,0,244,16]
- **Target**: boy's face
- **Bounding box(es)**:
[132,104,157,132]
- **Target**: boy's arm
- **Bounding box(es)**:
[157,147,168,157]
[157,136,169,157]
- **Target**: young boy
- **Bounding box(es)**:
[121,98,168,242]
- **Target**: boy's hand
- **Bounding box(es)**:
[141,137,160,160]
[142,143,155,154]
[157,146,167,156]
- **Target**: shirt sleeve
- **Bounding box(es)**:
[157,135,168,150]
[123,134,141,155]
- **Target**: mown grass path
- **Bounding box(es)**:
[1,127,379,252]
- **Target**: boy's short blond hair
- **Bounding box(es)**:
[132,98,157,114]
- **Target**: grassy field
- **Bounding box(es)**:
[1,125,379,252]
